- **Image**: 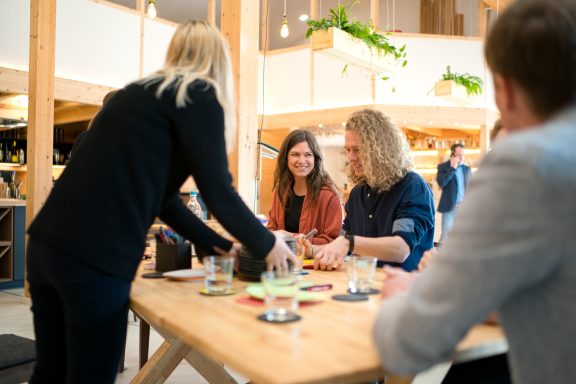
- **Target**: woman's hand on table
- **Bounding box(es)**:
[265,232,297,272]
[313,236,346,271]
[380,266,419,299]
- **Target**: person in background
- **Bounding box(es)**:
[26,20,295,384]
[312,109,435,271]
[373,1,576,383]
[267,129,342,247]
[69,89,119,158]
[436,143,471,242]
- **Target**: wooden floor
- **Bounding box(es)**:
[0,288,248,384]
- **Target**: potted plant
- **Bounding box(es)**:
[305,1,407,73]
[435,66,483,99]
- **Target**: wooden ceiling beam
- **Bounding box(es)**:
[54,104,100,125]
[482,0,514,11]
[0,66,115,105]
[260,104,493,131]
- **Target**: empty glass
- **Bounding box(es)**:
[347,256,377,294]
[260,271,300,322]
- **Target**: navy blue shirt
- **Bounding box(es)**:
[343,172,435,271]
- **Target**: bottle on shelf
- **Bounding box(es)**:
[10,141,18,163]
[186,191,203,220]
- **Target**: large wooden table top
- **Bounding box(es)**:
[130,262,507,384]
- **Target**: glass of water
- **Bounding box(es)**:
[203,256,234,294]
[260,271,300,322]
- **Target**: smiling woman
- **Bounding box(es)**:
[267,129,343,245]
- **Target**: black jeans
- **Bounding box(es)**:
[27,238,131,384]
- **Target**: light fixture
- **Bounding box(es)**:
[147,0,157,19]
[299,14,309,22]
[280,0,289,38]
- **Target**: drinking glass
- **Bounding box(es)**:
[347,256,377,294]
[260,271,300,322]
[204,256,234,294]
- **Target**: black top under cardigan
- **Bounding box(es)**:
[28,79,275,280]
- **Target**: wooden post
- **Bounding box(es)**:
[26,0,57,295]
[370,0,380,30]
[207,0,216,26]
[221,0,260,210]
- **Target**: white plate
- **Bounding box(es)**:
[163,269,205,281]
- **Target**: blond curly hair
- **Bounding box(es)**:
[346,109,413,191]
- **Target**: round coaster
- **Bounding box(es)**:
[348,288,380,295]
[332,294,368,302]
[142,272,165,279]
[257,313,302,323]
[199,288,237,296]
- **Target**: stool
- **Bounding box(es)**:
[0,334,36,384]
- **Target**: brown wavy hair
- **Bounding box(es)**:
[345,109,413,191]
[273,129,339,208]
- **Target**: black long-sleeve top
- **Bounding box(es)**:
[28,80,275,280]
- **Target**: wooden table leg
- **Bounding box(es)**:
[139,317,150,369]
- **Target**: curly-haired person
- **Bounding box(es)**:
[313,108,435,271]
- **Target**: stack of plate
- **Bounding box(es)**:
[237,234,297,281]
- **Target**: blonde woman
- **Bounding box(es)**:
[314,109,435,271]
[26,21,294,384]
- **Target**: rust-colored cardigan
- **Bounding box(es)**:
[267,187,343,245]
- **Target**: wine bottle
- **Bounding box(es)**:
[11,141,18,163]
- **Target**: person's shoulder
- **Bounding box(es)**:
[319,186,339,197]
[437,160,450,168]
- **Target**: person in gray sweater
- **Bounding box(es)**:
[373,1,576,383]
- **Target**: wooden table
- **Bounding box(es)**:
[129,263,507,384]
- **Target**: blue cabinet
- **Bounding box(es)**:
[0,205,25,290]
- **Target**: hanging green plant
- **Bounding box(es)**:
[440,66,483,96]
[305,1,407,68]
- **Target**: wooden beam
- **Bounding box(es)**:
[27,0,57,295]
[54,104,100,125]
[0,104,27,120]
[259,0,268,50]
[0,66,115,105]
[207,0,216,25]
[482,0,514,12]
[370,0,379,30]
[261,105,490,131]
[221,0,260,210]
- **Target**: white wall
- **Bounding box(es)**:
[0,0,176,88]
[259,34,490,115]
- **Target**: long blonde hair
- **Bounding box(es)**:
[346,109,413,191]
[143,20,236,152]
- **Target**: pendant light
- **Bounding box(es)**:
[280,0,289,38]
[147,0,157,19]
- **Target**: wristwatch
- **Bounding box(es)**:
[344,232,355,255]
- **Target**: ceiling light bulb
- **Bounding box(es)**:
[147,0,157,19]
[299,14,309,22]
[280,15,290,38]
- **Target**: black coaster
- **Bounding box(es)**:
[332,294,368,302]
[257,313,302,323]
[142,272,165,279]
[348,288,380,295]
[297,271,310,276]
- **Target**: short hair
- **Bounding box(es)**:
[450,143,464,154]
[273,129,338,208]
[490,119,504,142]
[345,109,412,191]
[485,0,576,118]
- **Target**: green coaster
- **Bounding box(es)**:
[199,288,237,296]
